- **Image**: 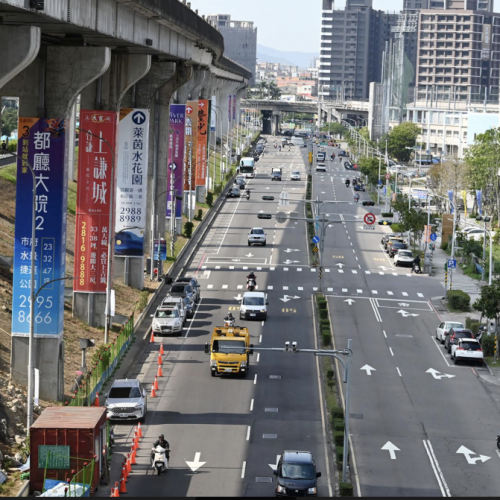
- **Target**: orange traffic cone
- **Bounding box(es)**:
[151,383,157,398]
[110,488,115,497]
[158,354,163,366]
[159,344,164,355]
[137,422,143,438]
[150,331,155,343]
[130,448,137,465]
[154,376,159,391]
[121,465,128,481]
[126,454,132,473]
[113,482,120,497]
[94,392,100,407]
[157,365,163,377]
[119,477,127,494]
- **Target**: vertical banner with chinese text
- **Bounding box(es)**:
[166,104,186,218]
[74,111,117,293]
[184,101,198,194]
[12,118,68,337]
[196,100,209,187]
[233,94,236,122]
[115,109,150,256]
[210,95,217,132]
[228,95,232,124]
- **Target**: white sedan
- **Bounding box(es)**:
[435,321,464,344]
[316,163,327,172]
[393,250,414,267]
[291,171,301,181]
[451,338,484,365]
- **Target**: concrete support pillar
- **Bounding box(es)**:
[7,46,111,402]
[176,67,207,103]
[0,26,40,91]
[75,54,151,328]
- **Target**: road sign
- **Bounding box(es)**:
[378,179,383,185]
[312,246,319,253]
[312,236,320,244]
[364,213,376,225]
[448,259,457,269]
[430,233,437,242]
[385,173,390,180]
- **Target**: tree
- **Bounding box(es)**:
[473,280,500,360]
[357,157,381,185]
[331,122,346,138]
[391,194,428,248]
[267,81,282,100]
[1,107,18,138]
[382,122,421,162]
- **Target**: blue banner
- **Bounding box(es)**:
[476,190,482,216]
[12,118,67,337]
[448,190,454,214]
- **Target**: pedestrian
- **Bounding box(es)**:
[1,141,6,152]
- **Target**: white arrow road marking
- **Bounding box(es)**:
[397,310,419,318]
[234,294,243,301]
[426,368,456,380]
[283,260,300,264]
[381,441,400,460]
[185,452,206,472]
[280,295,301,303]
[284,249,300,253]
[360,364,376,376]
[344,299,355,305]
[335,263,345,268]
[246,253,254,257]
[269,455,281,471]
[456,446,491,465]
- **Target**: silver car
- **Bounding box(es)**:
[105,379,147,422]
[151,306,183,336]
[161,296,187,324]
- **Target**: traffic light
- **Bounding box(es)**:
[262,196,275,201]
[257,214,273,220]
[29,0,44,9]
[476,215,491,222]
[362,201,375,207]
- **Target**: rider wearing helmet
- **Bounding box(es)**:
[224,311,235,322]
[247,271,257,281]
[354,193,360,203]
[151,434,170,468]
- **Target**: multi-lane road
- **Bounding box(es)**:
[103,136,500,497]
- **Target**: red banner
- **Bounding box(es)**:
[196,99,209,187]
[184,101,198,191]
[74,110,118,293]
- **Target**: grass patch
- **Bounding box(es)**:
[0,163,17,183]
[485,356,500,368]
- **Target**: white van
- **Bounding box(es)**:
[239,291,268,321]
[239,157,256,178]
[291,136,305,146]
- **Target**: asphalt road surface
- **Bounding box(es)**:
[101,138,334,497]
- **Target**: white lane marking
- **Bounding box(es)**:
[383,330,387,338]
[202,265,207,269]
[207,284,213,289]
[325,269,331,273]
[423,439,451,497]
[229,266,234,270]
[328,288,333,292]
[402,292,408,296]
[267,286,274,290]
[372,290,378,294]
[222,284,228,289]
[297,268,302,272]
[389,347,394,356]
[215,266,221,269]
[237,285,243,289]
[241,461,246,479]
[432,338,452,367]
[370,298,382,322]
[217,193,245,253]
[339,269,344,274]
[365,271,371,274]
[356,289,363,293]
[262,321,265,327]
[250,399,254,411]
[387,291,394,296]
[350,242,353,246]
[270,267,276,271]
[254,374,258,385]
[342,288,348,292]
[418,293,424,298]
[246,426,251,441]
[352,270,358,274]
[259,335,262,343]
[397,367,402,377]
[283,286,289,290]
[313,287,318,291]
[392,273,398,276]
[257,353,260,363]
[184,299,203,339]
[298,287,304,291]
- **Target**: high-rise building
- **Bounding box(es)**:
[414,0,499,103]
[319,0,399,100]
[207,14,257,86]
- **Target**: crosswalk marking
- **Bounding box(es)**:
[222,285,228,289]
[387,291,393,295]
[342,289,348,292]
[417,293,424,298]
[372,290,378,294]
[207,285,213,289]
[283,286,289,290]
[365,271,371,274]
[352,270,357,274]
[402,292,408,296]
[237,285,243,289]
[356,289,362,293]
[268,286,274,290]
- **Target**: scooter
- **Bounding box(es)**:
[352,179,358,186]
[245,189,251,200]
[354,184,365,192]
[151,446,169,476]
[247,278,256,291]
[345,180,350,187]
[224,317,236,328]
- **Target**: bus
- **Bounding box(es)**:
[238,157,256,178]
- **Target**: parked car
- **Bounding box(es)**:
[435,321,464,344]
[248,227,267,246]
[175,277,201,303]
[451,338,484,365]
[161,296,188,324]
[393,249,413,267]
[385,237,405,252]
[444,328,474,354]
[316,163,327,172]
[227,186,241,198]
[105,379,147,422]
[389,242,408,258]
[168,282,200,304]
[151,306,183,336]
[274,450,321,497]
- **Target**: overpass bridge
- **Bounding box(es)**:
[0,0,251,400]
[241,98,369,133]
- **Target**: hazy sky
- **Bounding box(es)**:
[189,0,405,53]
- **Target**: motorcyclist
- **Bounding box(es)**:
[354,193,360,204]
[247,271,257,282]
[245,187,251,199]
[330,153,335,161]
[224,312,235,323]
[412,254,421,273]
[151,434,170,468]
[345,178,350,187]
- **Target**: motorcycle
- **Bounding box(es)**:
[345,180,350,187]
[245,189,251,200]
[354,184,365,192]
[224,316,236,328]
[352,179,358,186]
[151,445,169,475]
[412,263,422,274]
[247,278,256,291]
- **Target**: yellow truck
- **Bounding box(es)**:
[204,326,253,377]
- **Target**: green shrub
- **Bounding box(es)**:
[332,417,345,432]
[194,209,203,221]
[391,223,403,233]
[319,309,328,320]
[184,221,194,239]
[381,212,394,217]
[137,290,149,311]
[319,319,330,330]
[446,290,470,311]
[7,139,17,153]
[326,369,334,380]
[465,317,482,336]
[340,483,354,497]
[214,184,223,196]
[441,240,448,251]
[322,331,332,346]
[336,446,344,462]
[334,431,344,447]
[206,191,214,207]
[481,334,495,357]
[331,406,344,419]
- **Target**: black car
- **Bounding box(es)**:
[227,187,241,198]
[444,328,474,354]
[388,242,408,257]
[274,450,321,497]
[168,282,200,305]
[284,130,293,136]
[344,163,354,170]
[182,296,196,318]
[175,276,201,302]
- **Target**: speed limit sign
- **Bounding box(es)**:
[385,173,390,180]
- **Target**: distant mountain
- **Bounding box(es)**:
[257,44,319,69]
